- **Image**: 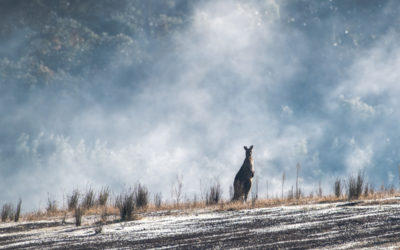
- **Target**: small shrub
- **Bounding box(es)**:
[154,193,162,208]
[135,184,149,209]
[347,170,364,200]
[82,188,95,210]
[67,189,80,211]
[46,197,57,214]
[75,206,83,226]
[1,203,14,222]
[98,187,110,206]
[347,176,357,199]
[14,199,22,222]
[206,182,222,205]
[334,178,342,198]
[116,191,135,221]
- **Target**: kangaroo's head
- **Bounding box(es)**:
[244,145,253,158]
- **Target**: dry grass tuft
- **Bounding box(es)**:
[206,182,222,205]
[347,171,364,200]
[98,187,110,207]
[116,191,136,221]
[46,197,57,214]
[75,206,83,226]
[14,199,22,222]
[67,189,80,211]
[82,188,95,210]
[154,193,162,208]
[135,184,149,209]
[334,178,342,198]
[1,203,14,222]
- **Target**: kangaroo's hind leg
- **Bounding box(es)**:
[233,179,243,201]
[243,179,252,202]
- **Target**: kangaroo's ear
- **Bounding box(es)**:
[249,145,253,150]
[244,146,248,150]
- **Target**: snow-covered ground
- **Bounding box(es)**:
[1,199,400,249]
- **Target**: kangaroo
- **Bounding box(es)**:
[232,145,254,202]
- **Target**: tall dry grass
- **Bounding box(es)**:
[1,203,14,222]
[206,182,222,205]
[98,187,110,207]
[334,178,342,198]
[82,187,95,210]
[14,199,22,222]
[75,206,83,226]
[134,184,149,209]
[115,190,135,221]
[4,175,400,225]
[67,189,80,211]
[347,171,364,200]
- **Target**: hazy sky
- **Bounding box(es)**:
[2,0,400,210]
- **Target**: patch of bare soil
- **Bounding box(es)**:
[1,200,400,249]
